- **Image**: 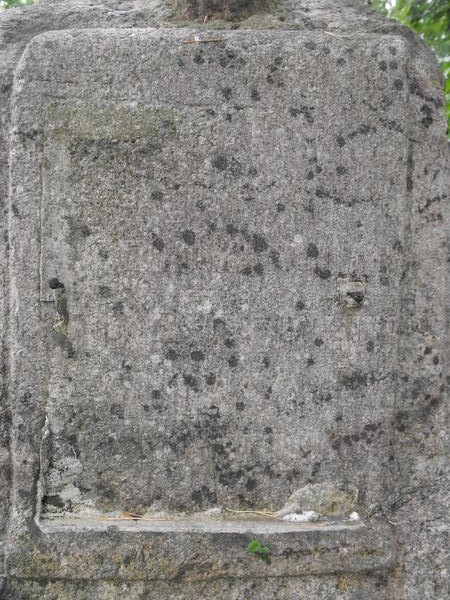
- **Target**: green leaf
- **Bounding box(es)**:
[248,539,262,554]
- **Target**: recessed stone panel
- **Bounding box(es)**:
[6,29,412,517]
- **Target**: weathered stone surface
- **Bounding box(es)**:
[276,483,358,517]
[0,1,448,599]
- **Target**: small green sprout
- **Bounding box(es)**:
[247,538,271,561]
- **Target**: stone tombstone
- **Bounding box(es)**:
[0,1,448,598]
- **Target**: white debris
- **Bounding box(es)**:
[204,507,223,515]
[281,511,320,522]
[348,511,360,521]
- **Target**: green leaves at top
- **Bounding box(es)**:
[248,538,271,561]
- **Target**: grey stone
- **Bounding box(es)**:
[0,1,448,598]
[276,483,358,517]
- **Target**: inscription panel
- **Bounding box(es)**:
[11,30,409,516]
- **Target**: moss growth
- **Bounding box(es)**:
[46,105,179,144]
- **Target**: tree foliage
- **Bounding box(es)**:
[0,0,34,7]
[371,0,450,134]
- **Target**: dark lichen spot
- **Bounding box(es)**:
[152,235,164,252]
[212,155,228,171]
[110,403,124,419]
[314,266,331,280]
[311,461,321,476]
[191,486,217,506]
[264,426,273,434]
[152,390,161,399]
[228,355,238,368]
[78,224,91,237]
[433,355,439,365]
[207,404,220,418]
[337,57,346,65]
[341,371,368,390]
[112,301,124,315]
[263,356,270,368]
[331,439,341,450]
[305,41,317,50]
[277,203,285,212]
[314,338,323,347]
[241,266,252,276]
[224,338,235,348]
[205,373,216,385]
[296,300,305,311]
[213,317,225,331]
[43,495,65,509]
[290,106,314,123]
[182,230,196,245]
[348,124,376,139]
[194,51,205,65]
[306,243,319,259]
[226,223,239,234]
[98,285,112,298]
[191,350,205,362]
[183,373,199,392]
[394,79,404,91]
[236,400,245,411]
[246,478,257,491]
[151,190,164,201]
[253,263,264,275]
[252,233,268,253]
[378,61,387,71]
[336,136,346,147]
[336,165,347,175]
[307,358,315,367]
[250,88,261,101]
[366,341,375,352]
[221,87,232,100]
[306,170,314,180]
[424,346,432,355]
[420,104,433,128]
[270,250,280,268]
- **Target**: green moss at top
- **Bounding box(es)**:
[46,104,179,144]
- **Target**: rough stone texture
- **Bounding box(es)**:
[0,1,448,599]
[276,483,358,517]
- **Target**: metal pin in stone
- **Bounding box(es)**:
[347,291,364,305]
[48,278,64,290]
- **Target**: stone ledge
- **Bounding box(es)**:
[6,518,396,581]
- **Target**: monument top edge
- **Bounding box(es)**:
[0,0,410,34]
